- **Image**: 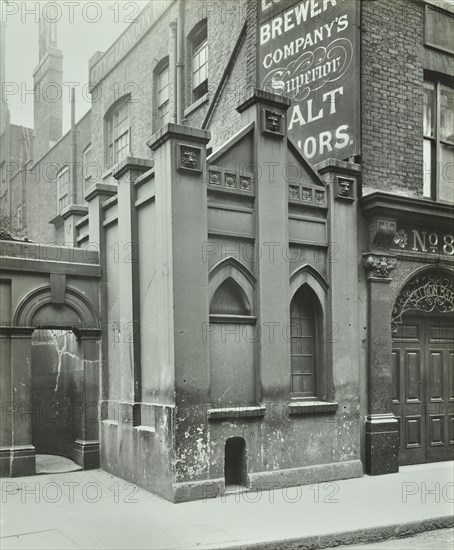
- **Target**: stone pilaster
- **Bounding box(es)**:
[147,124,211,406]
[1,327,36,476]
[73,331,101,469]
[85,183,118,405]
[363,252,399,475]
[237,90,291,400]
[61,205,88,247]
[316,160,361,409]
[112,158,153,423]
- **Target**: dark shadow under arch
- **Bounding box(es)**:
[210,277,251,315]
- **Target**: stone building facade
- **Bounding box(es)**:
[0,0,453,501]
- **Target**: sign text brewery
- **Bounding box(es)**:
[258,0,360,164]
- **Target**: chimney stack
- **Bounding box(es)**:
[33,13,63,160]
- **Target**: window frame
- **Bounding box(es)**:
[82,144,93,190]
[105,96,131,168]
[423,73,454,202]
[190,21,208,103]
[290,285,321,399]
[56,166,70,214]
[155,59,170,130]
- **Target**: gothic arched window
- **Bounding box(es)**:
[290,285,320,398]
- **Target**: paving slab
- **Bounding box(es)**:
[1,461,453,550]
[35,455,82,475]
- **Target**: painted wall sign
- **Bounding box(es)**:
[89,0,173,86]
[393,227,454,256]
[258,0,360,164]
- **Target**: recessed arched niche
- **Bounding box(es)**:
[208,261,256,405]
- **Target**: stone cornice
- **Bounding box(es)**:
[361,192,454,227]
[112,157,154,180]
[236,89,291,113]
[147,124,211,151]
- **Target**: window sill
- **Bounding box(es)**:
[208,405,266,421]
[133,425,156,434]
[287,401,338,415]
[209,314,256,324]
[184,93,209,118]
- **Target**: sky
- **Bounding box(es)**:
[2,0,143,132]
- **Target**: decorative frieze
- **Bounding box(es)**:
[391,269,454,332]
[207,166,255,195]
[288,184,325,206]
[364,254,397,278]
[391,226,454,257]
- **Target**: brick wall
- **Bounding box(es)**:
[359,0,454,198]
[21,110,91,243]
[89,0,249,179]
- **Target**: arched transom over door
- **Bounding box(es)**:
[391,269,454,465]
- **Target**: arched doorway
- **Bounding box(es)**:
[391,269,454,465]
[31,329,81,461]
[12,285,101,473]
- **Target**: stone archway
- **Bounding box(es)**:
[391,268,454,465]
[5,285,101,476]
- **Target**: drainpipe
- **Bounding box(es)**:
[170,20,178,123]
[70,87,77,204]
[176,0,184,124]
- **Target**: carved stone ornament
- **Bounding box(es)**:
[336,176,354,200]
[393,229,408,249]
[240,177,252,191]
[225,173,237,188]
[209,171,221,186]
[391,269,454,332]
[364,255,397,278]
[315,190,325,204]
[177,144,202,172]
[369,218,397,252]
[289,185,299,199]
[302,188,312,201]
[263,109,284,135]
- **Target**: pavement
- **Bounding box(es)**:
[0,461,453,550]
[35,455,82,475]
[330,528,454,549]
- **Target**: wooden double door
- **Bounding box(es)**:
[392,317,454,465]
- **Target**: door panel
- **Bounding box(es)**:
[425,321,454,463]
[392,318,454,465]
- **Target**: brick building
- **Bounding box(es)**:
[0,0,453,501]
